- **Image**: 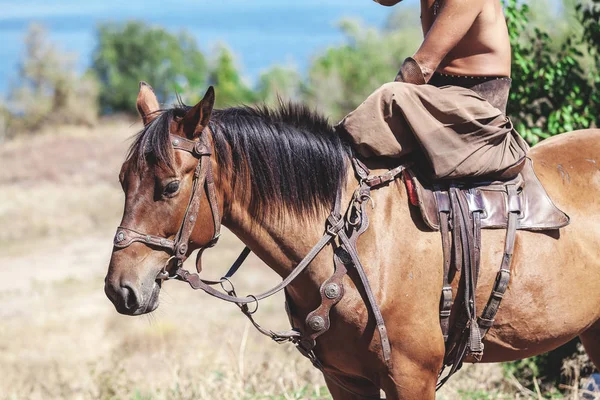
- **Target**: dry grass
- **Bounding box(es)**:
[0,121,595,400]
[0,120,329,400]
[0,229,329,400]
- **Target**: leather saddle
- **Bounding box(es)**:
[405,158,570,233]
[402,157,570,384]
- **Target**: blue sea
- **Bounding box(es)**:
[0,0,411,95]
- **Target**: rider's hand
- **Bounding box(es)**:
[395,57,427,85]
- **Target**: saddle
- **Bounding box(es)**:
[407,158,570,232]
[403,157,569,385]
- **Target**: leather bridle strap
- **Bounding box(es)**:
[113,226,176,252]
[171,137,214,262]
[174,210,346,304]
[342,159,393,365]
[113,131,221,271]
[197,246,252,285]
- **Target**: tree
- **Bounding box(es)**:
[505,0,598,144]
[92,21,208,112]
[208,46,257,108]
[257,65,302,106]
[304,18,421,121]
[7,24,98,135]
[578,0,600,119]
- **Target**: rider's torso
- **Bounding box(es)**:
[420,0,512,77]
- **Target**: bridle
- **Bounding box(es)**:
[113,130,222,278]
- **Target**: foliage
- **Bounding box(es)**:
[207,46,257,108]
[92,21,208,112]
[0,103,8,143]
[504,339,596,395]
[6,24,98,137]
[304,17,420,121]
[578,0,600,118]
[505,0,599,144]
[257,65,302,106]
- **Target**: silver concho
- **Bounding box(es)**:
[178,243,188,255]
[308,316,325,331]
[145,235,152,242]
[172,139,180,146]
[324,283,341,299]
[115,231,125,243]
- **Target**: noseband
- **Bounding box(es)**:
[113,130,221,278]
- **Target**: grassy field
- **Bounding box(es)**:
[0,120,594,399]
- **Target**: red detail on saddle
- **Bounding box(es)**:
[402,170,419,207]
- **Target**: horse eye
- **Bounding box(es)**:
[164,181,180,196]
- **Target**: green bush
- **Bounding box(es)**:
[304,17,420,121]
[207,46,257,108]
[578,0,600,118]
[6,24,98,136]
[92,21,208,112]
[257,65,302,106]
[506,0,599,144]
[504,339,596,395]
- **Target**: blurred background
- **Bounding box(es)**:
[0,0,598,399]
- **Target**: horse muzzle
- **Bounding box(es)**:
[104,274,161,315]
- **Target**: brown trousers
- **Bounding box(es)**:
[337,82,529,180]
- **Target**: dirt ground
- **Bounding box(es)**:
[0,120,587,399]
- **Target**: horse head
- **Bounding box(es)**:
[104,82,220,315]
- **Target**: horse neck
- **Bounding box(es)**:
[219,164,356,280]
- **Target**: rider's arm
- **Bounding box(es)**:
[412,0,484,81]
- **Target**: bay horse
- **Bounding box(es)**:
[105,83,600,399]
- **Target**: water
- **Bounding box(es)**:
[584,373,600,399]
[0,0,405,95]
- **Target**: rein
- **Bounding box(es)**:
[113,130,406,399]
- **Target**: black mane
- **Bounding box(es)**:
[127,102,352,220]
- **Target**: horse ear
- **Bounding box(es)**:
[181,86,215,139]
[136,81,160,125]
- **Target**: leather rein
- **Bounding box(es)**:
[112,130,406,399]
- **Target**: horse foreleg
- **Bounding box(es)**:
[379,358,439,400]
[580,319,600,370]
[324,376,382,400]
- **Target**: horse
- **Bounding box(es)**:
[104,83,600,399]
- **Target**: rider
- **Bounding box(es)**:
[337,0,529,180]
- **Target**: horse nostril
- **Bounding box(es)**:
[120,283,139,311]
[104,280,140,313]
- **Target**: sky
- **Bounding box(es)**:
[0,0,410,94]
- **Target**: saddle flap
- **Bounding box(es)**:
[407,158,570,231]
